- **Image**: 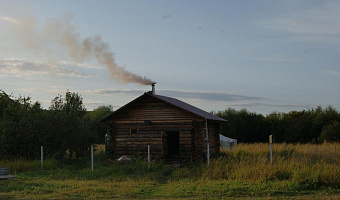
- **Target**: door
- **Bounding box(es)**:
[167,131,179,155]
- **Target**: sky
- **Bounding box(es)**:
[0,0,340,115]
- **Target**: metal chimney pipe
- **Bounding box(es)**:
[151,83,155,94]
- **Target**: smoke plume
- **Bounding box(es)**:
[1,14,155,85]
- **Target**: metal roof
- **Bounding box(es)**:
[149,93,227,122]
[101,92,227,122]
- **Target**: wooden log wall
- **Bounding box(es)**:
[110,122,197,161]
[207,121,221,155]
[201,121,221,158]
[192,121,204,161]
[105,94,221,161]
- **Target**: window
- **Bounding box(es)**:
[130,129,138,135]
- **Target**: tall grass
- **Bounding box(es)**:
[0,159,61,173]
[201,143,340,189]
[0,143,339,199]
[0,145,107,173]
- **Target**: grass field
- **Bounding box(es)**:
[0,143,339,199]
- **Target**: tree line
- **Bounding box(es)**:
[215,107,340,143]
[0,90,112,160]
[1,89,339,160]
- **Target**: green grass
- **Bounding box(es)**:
[0,143,339,199]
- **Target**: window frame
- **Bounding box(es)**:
[130,128,138,135]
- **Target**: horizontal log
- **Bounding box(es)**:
[113,128,193,133]
[179,141,192,145]
[113,124,194,129]
[114,149,162,154]
[113,119,198,123]
[116,138,162,142]
[115,134,161,139]
[113,114,198,119]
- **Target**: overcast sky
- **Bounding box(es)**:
[1,0,339,115]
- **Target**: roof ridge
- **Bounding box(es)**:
[149,93,227,122]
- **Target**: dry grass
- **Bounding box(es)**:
[202,143,340,187]
[0,143,339,199]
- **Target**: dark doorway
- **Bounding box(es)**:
[167,131,179,155]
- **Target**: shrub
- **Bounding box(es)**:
[318,121,340,142]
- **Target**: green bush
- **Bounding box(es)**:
[0,90,91,160]
[318,121,340,142]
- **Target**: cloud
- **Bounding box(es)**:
[85,89,264,102]
[159,90,263,102]
[324,70,340,76]
[260,2,340,37]
[254,54,298,62]
[0,58,95,78]
[86,89,144,96]
[22,87,315,113]
[0,16,20,25]
[20,88,65,94]
[225,102,311,109]
[290,36,340,44]
[21,88,265,107]
[162,14,171,19]
[83,100,120,108]
[58,60,102,69]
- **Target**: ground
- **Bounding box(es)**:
[0,143,339,199]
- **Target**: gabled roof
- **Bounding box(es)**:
[149,93,227,122]
[102,92,227,122]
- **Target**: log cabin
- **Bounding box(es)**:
[101,84,227,162]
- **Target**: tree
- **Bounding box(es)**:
[318,121,340,143]
[82,105,113,144]
[265,112,286,143]
[282,110,315,143]
[50,90,86,117]
[47,90,89,158]
[215,108,267,143]
[216,106,340,144]
[312,106,340,142]
[0,90,44,159]
[0,89,95,159]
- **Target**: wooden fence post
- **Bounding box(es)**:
[41,146,43,170]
